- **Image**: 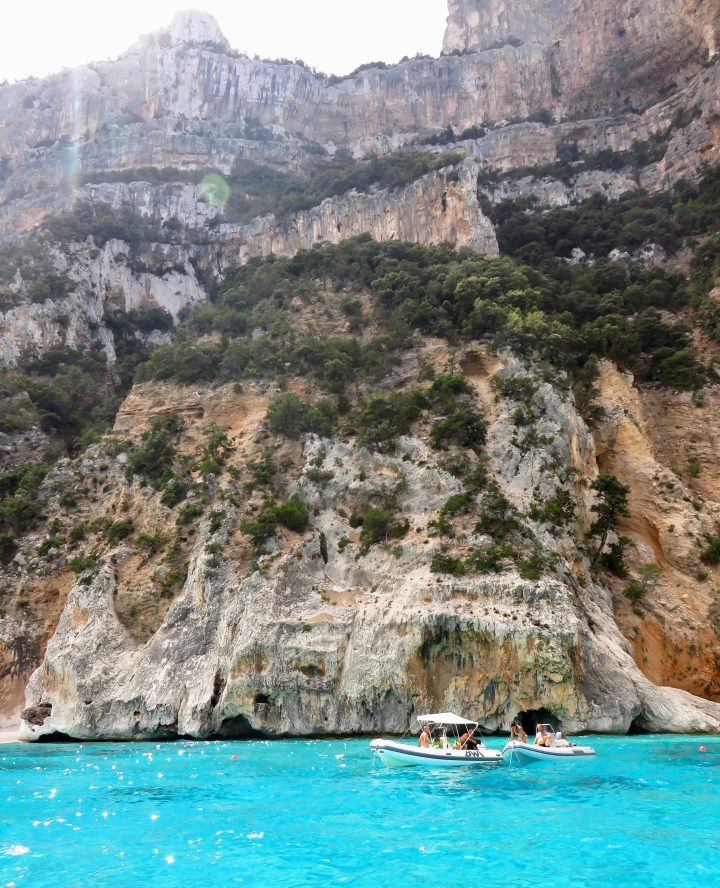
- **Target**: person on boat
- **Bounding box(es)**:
[534,725,554,747]
[510,722,528,743]
[418,725,431,747]
[432,729,449,749]
[455,728,479,750]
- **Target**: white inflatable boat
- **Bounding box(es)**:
[502,724,596,764]
[370,712,503,768]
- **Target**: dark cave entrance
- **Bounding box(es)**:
[214,713,268,740]
[518,708,562,735]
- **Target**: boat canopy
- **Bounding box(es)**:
[416,712,478,727]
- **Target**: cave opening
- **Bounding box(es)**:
[518,708,562,735]
[36,732,76,743]
[214,713,268,739]
[628,714,650,735]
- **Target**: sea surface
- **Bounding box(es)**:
[1,735,718,887]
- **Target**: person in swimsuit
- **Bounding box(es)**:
[510,722,528,743]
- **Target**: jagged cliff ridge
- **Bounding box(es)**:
[1,2,720,739]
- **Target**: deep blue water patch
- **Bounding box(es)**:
[1,735,718,886]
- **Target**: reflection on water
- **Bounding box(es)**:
[1,735,718,888]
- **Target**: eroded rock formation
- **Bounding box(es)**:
[15,352,720,740]
[2,2,720,738]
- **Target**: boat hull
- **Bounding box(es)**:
[502,740,596,764]
[370,739,503,768]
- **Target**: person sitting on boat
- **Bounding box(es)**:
[418,725,431,748]
[510,722,528,743]
[432,729,450,749]
[534,725,554,747]
[455,728,479,750]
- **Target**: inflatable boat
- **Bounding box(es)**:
[502,724,596,764]
[370,712,503,768]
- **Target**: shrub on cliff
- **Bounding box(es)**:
[701,533,720,566]
[275,496,311,533]
[430,552,467,576]
[106,519,134,546]
[429,405,487,452]
[125,413,184,488]
[588,474,630,567]
[267,393,334,439]
[359,506,410,554]
[530,486,576,529]
[349,390,428,453]
[241,496,312,551]
[475,491,525,541]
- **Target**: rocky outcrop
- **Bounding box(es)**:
[0,5,716,375]
[18,356,720,739]
[0,238,205,366]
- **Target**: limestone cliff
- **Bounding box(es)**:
[15,353,720,740]
[443,0,720,115]
[2,1,720,741]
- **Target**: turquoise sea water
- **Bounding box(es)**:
[1,735,718,887]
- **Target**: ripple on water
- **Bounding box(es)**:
[0,736,718,887]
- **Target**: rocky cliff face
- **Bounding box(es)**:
[0,5,716,373]
[2,2,720,739]
[444,0,720,115]
[16,353,720,740]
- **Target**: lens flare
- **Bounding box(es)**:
[200,173,230,208]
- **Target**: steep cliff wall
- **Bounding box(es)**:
[0,165,496,366]
[443,0,720,115]
[15,355,720,740]
[3,3,720,740]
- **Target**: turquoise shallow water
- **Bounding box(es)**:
[1,735,718,887]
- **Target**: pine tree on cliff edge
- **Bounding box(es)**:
[589,474,631,568]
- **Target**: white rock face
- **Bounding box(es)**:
[443,0,719,114]
[167,10,230,50]
[0,239,207,366]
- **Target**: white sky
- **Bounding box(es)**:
[0,1,449,83]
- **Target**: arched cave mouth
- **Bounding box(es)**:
[628,714,651,735]
[36,732,76,743]
[213,713,268,740]
[517,708,562,735]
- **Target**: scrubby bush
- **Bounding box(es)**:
[275,497,311,533]
[107,519,134,546]
[701,533,720,566]
[430,553,467,575]
[430,406,487,451]
[208,509,227,534]
[350,390,428,453]
[136,532,164,554]
[530,487,576,528]
[359,506,410,554]
[475,492,524,540]
[440,493,473,517]
[240,502,279,549]
[69,553,99,574]
[160,476,189,508]
[126,413,184,488]
[246,451,279,489]
[267,393,334,438]
[176,502,204,526]
[468,545,509,573]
